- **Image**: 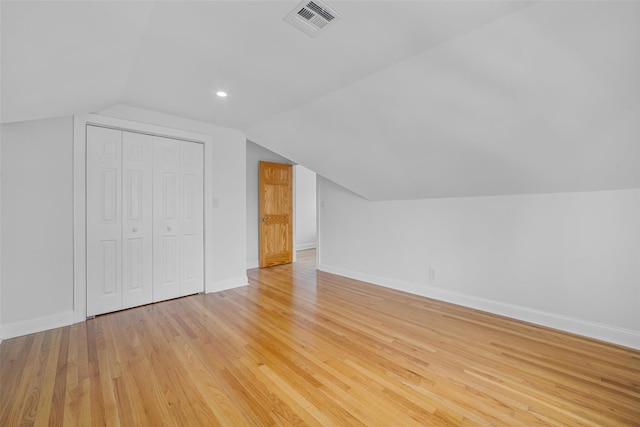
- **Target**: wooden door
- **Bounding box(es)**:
[86,126,123,316]
[259,161,293,268]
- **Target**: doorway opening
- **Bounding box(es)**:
[294,164,317,256]
[246,140,318,270]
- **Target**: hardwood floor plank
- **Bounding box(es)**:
[1,335,32,425]
[1,249,639,426]
[32,329,63,427]
[85,320,108,426]
[62,324,90,427]
[48,327,69,426]
[6,333,45,426]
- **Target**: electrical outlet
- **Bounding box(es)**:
[429,268,436,280]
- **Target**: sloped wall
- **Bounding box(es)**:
[318,177,640,349]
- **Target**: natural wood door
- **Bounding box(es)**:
[259,161,293,268]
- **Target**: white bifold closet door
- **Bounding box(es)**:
[86,126,204,316]
[122,131,154,309]
[152,137,204,302]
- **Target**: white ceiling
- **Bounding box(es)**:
[2,1,639,200]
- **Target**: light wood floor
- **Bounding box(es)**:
[1,249,639,426]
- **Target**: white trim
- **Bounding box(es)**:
[0,101,3,344]
[1,310,74,340]
[208,276,249,293]
[73,114,215,323]
[318,263,640,350]
[316,178,321,269]
[246,260,259,270]
[296,243,317,251]
[292,163,297,264]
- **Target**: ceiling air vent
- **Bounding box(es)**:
[284,0,340,38]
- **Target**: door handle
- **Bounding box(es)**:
[260,217,267,222]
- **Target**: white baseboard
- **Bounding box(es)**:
[296,243,317,251]
[318,264,640,350]
[207,276,249,294]
[246,260,259,270]
[1,310,75,341]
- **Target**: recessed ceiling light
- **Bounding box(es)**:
[216,91,228,98]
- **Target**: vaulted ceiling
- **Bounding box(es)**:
[2,1,639,200]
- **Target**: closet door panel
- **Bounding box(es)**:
[86,126,123,316]
[122,131,154,309]
[180,142,204,296]
[153,137,182,302]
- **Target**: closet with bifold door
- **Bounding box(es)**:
[86,125,204,317]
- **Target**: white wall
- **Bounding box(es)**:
[295,165,317,250]
[246,140,290,269]
[318,177,640,349]
[1,116,75,337]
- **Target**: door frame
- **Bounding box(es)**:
[73,113,213,323]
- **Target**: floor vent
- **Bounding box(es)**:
[284,0,340,37]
